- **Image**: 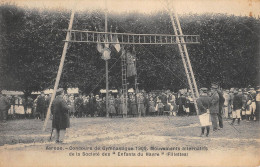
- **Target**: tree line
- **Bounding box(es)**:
[0,4,259,97]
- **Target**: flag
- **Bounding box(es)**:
[112,35,121,52]
[102,36,111,60]
[110,29,120,52]
[132,46,136,61]
[97,43,103,53]
[102,47,111,60]
[97,34,103,53]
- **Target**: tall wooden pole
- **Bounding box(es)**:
[105,0,109,117]
[42,9,75,131]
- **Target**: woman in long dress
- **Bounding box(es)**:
[149,97,156,116]
[68,95,75,118]
[108,94,116,117]
[137,93,146,117]
[130,94,138,116]
[156,97,164,116]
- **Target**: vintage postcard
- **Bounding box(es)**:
[0,0,259,166]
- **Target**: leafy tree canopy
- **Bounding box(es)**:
[0,4,259,95]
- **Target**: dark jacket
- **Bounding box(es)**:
[177,96,186,106]
[209,91,219,114]
[36,96,46,113]
[217,91,225,113]
[74,97,84,113]
[88,96,96,111]
[0,95,11,111]
[184,97,190,108]
[233,94,243,110]
[51,96,70,130]
[160,94,168,105]
[197,94,210,115]
[46,96,51,108]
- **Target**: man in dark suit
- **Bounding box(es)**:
[0,90,11,122]
[197,88,211,137]
[74,93,84,117]
[37,91,46,121]
[177,91,187,116]
[231,89,242,125]
[256,88,260,122]
[88,93,96,117]
[209,83,220,131]
[51,88,70,143]
[217,87,225,129]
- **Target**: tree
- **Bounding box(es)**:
[0,4,259,95]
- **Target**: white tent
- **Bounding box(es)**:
[2,90,24,95]
[100,89,118,93]
[67,88,79,94]
[32,88,79,95]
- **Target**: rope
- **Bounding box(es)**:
[107,17,189,88]
[86,8,189,88]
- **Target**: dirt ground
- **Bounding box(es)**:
[0,116,259,167]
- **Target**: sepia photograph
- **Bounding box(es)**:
[0,0,259,166]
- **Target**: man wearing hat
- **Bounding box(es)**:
[231,89,242,125]
[209,83,220,131]
[244,88,253,121]
[108,93,116,117]
[255,87,260,122]
[229,88,234,118]
[197,88,211,137]
[0,90,11,122]
[176,91,187,116]
[137,92,146,117]
[248,88,256,121]
[241,89,248,120]
[51,88,70,143]
[88,93,96,117]
[95,95,102,116]
[37,91,47,121]
[223,89,231,119]
[74,93,84,118]
[217,87,225,129]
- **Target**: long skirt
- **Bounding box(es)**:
[138,104,145,115]
[131,104,138,115]
[118,103,127,115]
[118,103,123,114]
[108,105,116,114]
[149,106,155,113]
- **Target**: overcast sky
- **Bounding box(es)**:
[2,0,260,17]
